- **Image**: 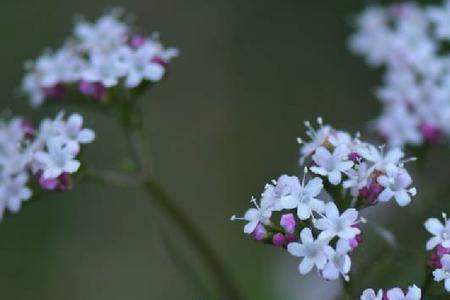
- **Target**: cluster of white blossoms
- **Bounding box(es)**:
[0,111,94,219]
[232,119,416,281]
[22,8,178,107]
[425,213,450,293]
[360,285,422,300]
[349,1,450,147]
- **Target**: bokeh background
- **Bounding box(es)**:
[0,0,449,299]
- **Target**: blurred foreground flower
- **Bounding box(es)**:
[349,2,450,148]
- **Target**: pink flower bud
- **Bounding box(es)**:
[272,233,285,247]
[151,56,168,68]
[348,152,361,163]
[41,84,65,99]
[420,123,442,143]
[280,213,296,234]
[251,224,267,241]
[129,34,146,49]
[79,81,106,101]
[285,233,296,243]
[437,244,450,256]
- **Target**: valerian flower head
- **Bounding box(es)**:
[233,119,417,282]
[0,111,94,220]
[22,9,178,106]
[350,2,450,147]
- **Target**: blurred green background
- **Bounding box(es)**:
[0,0,449,299]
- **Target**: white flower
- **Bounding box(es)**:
[310,145,353,185]
[231,198,272,234]
[314,202,360,240]
[74,12,129,52]
[60,113,96,149]
[377,164,416,206]
[360,289,383,300]
[359,145,404,172]
[0,173,32,218]
[21,73,45,107]
[386,285,421,300]
[34,138,80,179]
[424,215,450,250]
[299,123,331,162]
[322,239,352,281]
[279,176,325,220]
[116,43,166,88]
[81,52,126,87]
[287,228,330,274]
[343,162,371,197]
[433,254,450,292]
[427,2,450,40]
[375,105,423,148]
[261,175,301,212]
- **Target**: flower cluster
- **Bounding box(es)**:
[349,2,450,147]
[360,285,421,300]
[0,111,94,219]
[232,119,416,281]
[425,213,450,292]
[22,8,178,107]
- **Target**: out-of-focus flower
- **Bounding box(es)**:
[350,2,450,147]
[22,9,178,106]
[0,111,94,220]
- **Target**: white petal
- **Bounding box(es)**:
[424,218,444,236]
[299,257,315,274]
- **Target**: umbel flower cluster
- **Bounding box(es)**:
[349,1,450,147]
[232,118,416,282]
[22,8,178,107]
[425,213,450,292]
[0,111,94,219]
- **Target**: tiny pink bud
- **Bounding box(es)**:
[79,81,106,101]
[437,244,450,256]
[41,84,65,99]
[39,176,58,190]
[251,224,267,241]
[280,213,296,234]
[129,34,146,48]
[420,122,442,143]
[272,233,285,247]
[285,233,296,243]
[151,56,168,67]
[348,152,361,163]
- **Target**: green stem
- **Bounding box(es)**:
[143,176,242,299]
[118,101,242,299]
[341,277,354,300]
[421,267,433,297]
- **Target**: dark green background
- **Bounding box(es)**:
[0,0,448,299]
